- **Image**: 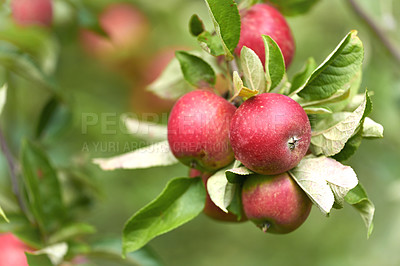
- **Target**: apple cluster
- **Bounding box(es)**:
[167,4,313,234]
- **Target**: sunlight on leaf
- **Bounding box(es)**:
[122,115,167,142]
[311,93,367,156]
[289,156,358,215]
[93,141,178,171]
[207,169,236,213]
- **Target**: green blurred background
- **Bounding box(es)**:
[1,0,400,265]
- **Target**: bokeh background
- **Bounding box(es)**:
[1,0,400,265]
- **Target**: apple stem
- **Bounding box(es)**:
[261,223,270,233]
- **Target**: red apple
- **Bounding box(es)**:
[0,233,32,266]
[235,3,295,68]
[168,90,236,171]
[189,169,246,222]
[79,3,149,58]
[242,172,312,234]
[11,0,53,27]
[229,93,311,175]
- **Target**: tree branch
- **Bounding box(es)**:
[0,127,27,213]
[347,0,400,64]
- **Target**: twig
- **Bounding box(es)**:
[224,60,234,98]
[0,127,27,214]
[347,0,400,65]
[229,58,240,74]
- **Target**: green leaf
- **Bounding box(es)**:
[225,166,253,183]
[289,156,358,215]
[20,140,66,234]
[324,68,362,112]
[0,21,59,74]
[362,117,384,138]
[343,93,365,112]
[240,46,266,93]
[230,71,258,100]
[303,106,332,114]
[26,253,53,266]
[226,184,245,221]
[332,129,363,162]
[297,67,362,109]
[175,51,216,88]
[296,85,352,108]
[294,31,363,101]
[36,97,58,138]
[310,92,369,156]
[0,83,6,116]
[147,57,193,100]
[262,35,286,91]
[123,177,205,255]
[197,31,225,56]
[332,92,373,161]
[76,3,107,37]
[232,71,243,94]
[0,45,54,89]
[345,183,375,238]
[92,141,178,171]
[189,14,205,36]
[204,0,241,59]
[48,223,95,244]
[0,205,8,222]
[122,115,167,142]
[207,169,236,213]
[36,97,72,139]
[89,238,163,266]
[289,57,317,94]
[267,0,320,16]
[0,213,42,248]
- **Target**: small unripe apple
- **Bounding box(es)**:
[79,3,149,58]
[11,0,53,27]
[168,90,236,171]
[235,3,295,68]
[189,169,246,222]
[0,233,32,266]
[229,93,311,175]
[242,172,312,234]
